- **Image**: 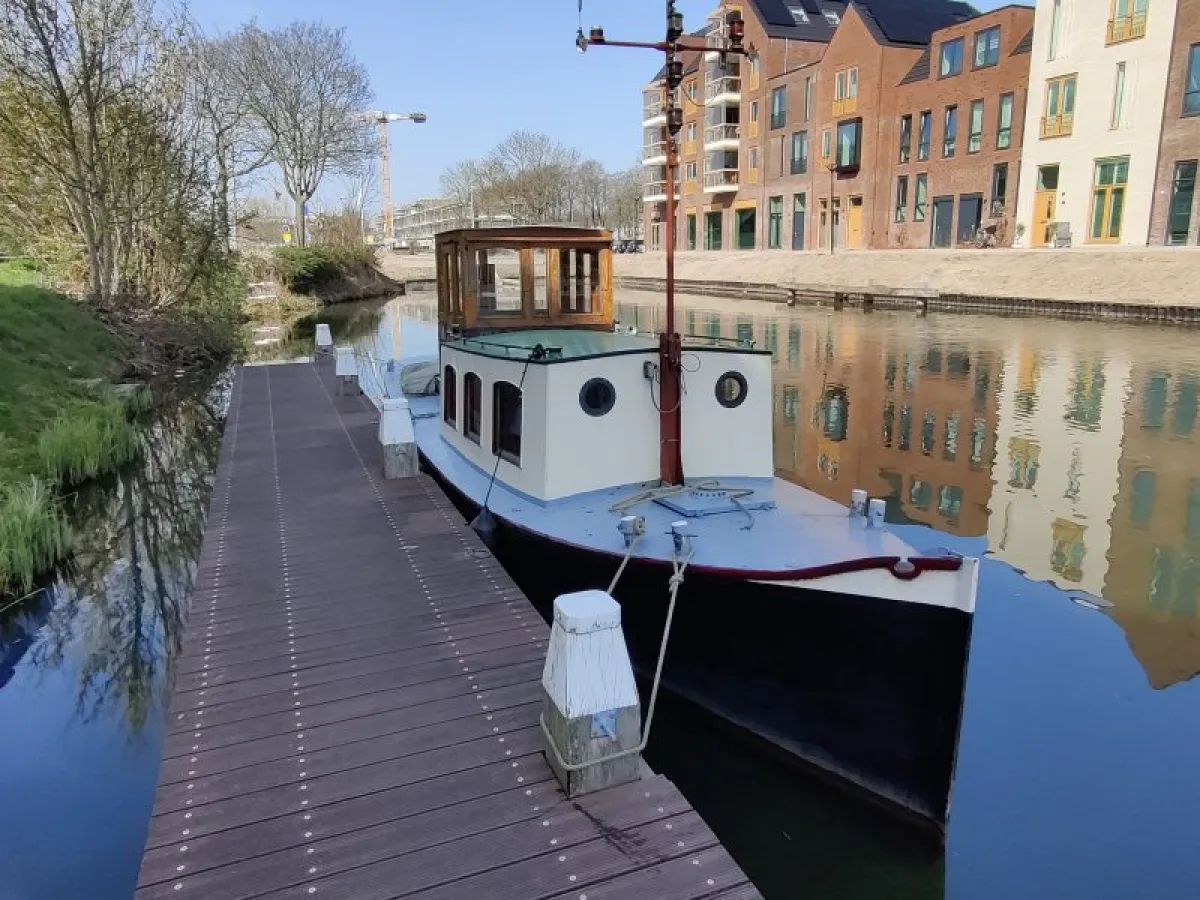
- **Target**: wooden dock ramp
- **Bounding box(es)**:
[134,360,759,900]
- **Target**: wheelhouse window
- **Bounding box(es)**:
[443,365,457,427]
[559,249,600,313]
[463,373,482,444]
[492,381,522,465]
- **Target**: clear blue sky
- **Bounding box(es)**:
[198,0,1006,207]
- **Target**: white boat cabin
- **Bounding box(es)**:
[434,227,773,503]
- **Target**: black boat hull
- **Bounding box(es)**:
[424,459,973,837]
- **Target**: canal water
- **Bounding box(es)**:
[1,292,1198,899]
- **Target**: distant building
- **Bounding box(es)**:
[387,198,517,250]
[1148,0,1199,245]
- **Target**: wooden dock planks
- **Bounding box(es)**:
[135,359,758,900]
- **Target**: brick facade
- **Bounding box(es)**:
[1149,0,1200,245]
[884,7,1034,248]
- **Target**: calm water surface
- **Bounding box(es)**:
[2,292,1198,899]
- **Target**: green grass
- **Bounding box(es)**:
[0,282,136,592]
[0,257,44,287]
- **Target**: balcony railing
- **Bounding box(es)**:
[642,141,667,160]
[705,76,742,103]
[832,97,858,116]
[1106,10,1147,44]
[703,169,739,192]
[643,97,664,122]
[643,181,680,200]
[704,123,741,145]
[1040,113,1074,138]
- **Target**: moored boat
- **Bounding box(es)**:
[369,224,978,836]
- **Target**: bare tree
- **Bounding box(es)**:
[608,164,644,238]
[232,21,373,247]
[0,0,217,308]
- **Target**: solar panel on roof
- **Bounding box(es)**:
[857,0,978,46]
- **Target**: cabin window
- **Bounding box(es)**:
[476,249,520,312]
[579,378,616,417]
[464,373,482,444]
[443,365,457,427]
[533,249,548,311]
[559,249,600,313]
[492,381,522,465]
[715,371,748,409]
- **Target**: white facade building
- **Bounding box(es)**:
[1014,0,1178,247]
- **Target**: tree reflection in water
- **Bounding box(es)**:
[25,375,228,732]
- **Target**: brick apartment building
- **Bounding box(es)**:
[1148,0,1200,245]
[642,0,1035,252]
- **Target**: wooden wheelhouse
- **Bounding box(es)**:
[435,226,614,338]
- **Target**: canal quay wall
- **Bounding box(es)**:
[134,358,757,900]
[611,248,1200,325]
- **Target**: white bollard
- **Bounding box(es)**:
[850,488,868,517]
[378,397,418,479]
[315,324,332,355]
[541,590,642,797]
[334,347,359,396]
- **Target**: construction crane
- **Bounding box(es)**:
[369,110,428,245]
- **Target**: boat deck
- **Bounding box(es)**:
[133,359,758,900]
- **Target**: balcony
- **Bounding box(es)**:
[832,97,858,117]
[705,75,741,105]
[643,180,681,203]
[642,140,667,165]
[643,94,666,126]
[704,123,741,148]
[703,169,739,193]
[1106,11,1147,44]
[1040,113,1074,138]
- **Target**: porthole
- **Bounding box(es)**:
[715,371,748,408]
[579,377,617,417]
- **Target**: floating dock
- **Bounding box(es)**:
[134,359,758,900]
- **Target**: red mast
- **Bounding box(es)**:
[578,2,748,485]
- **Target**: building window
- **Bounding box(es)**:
[1049,0,1064,59]
[1089,156,1130,242]
[1186,45,1200,116]
[748,145,759,173]
[894,175,908,222]
[687,80,697,102]
[1042,74,1077,137]
[835,119,861,169]
[943,105,958,157]
[1167,160,1197,245]
[991,163,1009,216]
[705,210,723,250]
[492,381,522,465]
[736,207,757,249]
[1107,0,1149,45]
[898,115,912,163]
[1111,62,1127,129]
[685,161,697,183]
[443,365,457,426]
[770,87,787,129]
[973,26,1001,68]
[751,100,759,124]
[968,99,984,153]
[939,37,964,77]
[686,213,697,250]
[463,372,482,444]
[997,93,1014,149]
[917,110,932,160]
[804,76,813,121]
[790,131,808,174]
[915,173,928,221]
[768,196,784,249]
[686,121,697,143]
[821,128,832,161]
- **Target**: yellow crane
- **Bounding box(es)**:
[369,110,428,245]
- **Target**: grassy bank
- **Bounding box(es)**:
[0,269,143,593]
[271,245,403,304]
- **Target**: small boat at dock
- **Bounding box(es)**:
[379,225,978,837]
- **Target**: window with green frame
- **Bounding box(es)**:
[704,210,723,250]
[735,207,757,249]
[767,196,783,248]
[686,213,697,250]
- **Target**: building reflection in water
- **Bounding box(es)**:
[617,294,1200,689]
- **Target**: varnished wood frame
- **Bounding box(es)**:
[435,227,614,335]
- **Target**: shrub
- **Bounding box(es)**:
[36,401,139,486]
[271,244,377,294]
[0,477,72,592]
